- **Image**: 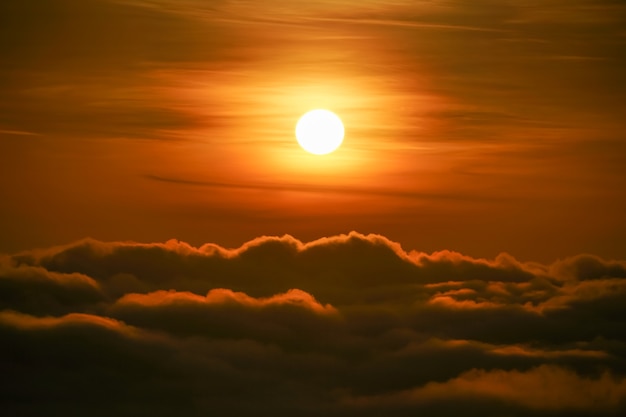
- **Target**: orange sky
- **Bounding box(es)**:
[1,0,625,261]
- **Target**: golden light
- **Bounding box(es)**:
[295,109,345,155]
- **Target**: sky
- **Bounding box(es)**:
[1,0,625,261]
[1,0,626,415]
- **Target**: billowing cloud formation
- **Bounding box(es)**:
[2,232,626,415]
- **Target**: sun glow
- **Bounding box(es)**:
[295,109,345,155]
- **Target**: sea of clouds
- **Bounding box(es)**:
[2,232,626,416]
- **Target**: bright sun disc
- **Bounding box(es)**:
[295,109,344,155]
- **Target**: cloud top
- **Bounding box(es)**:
[2,232,626,415]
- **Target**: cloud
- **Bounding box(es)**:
[109,289,343,352]
[551,254,626,281]
[347,365,626,414]
[0,264,104,315]
[144,173,503,202]
[0,0,228,140]
[2,232,626,415]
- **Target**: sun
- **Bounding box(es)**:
[295,109,345,155]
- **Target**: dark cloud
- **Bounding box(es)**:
[0,264,104,316]
[551,254,626,281]
[3,232,626,415]
[346,365,626,416]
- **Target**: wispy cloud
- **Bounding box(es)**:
[144,174,507,202]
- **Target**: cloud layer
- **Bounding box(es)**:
[2,232,626,415]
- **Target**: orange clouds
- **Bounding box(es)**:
[348,365,626,412]
[117,288,338,315]
[2,232,626,415]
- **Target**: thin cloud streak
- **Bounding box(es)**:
[144,174,507,202]
[301,16,509,33]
